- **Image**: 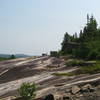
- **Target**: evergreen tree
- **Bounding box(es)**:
[82,15,98,41]
[61,14,100,60]
[10,54,15,59]
[87,14,90,24]
[61,32,70,54]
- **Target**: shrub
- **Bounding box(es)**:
[96,53,100,60]
[18,82,36,100]
[87,50,98,60]
[77,64,100,74]
[65,59,85,67]
[10,54,16,59]
[50,51,59,57]
[0,57,9,61]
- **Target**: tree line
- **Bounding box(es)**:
[61,14,100,60]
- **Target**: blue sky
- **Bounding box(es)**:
[0,0,100,55]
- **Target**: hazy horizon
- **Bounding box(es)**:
[0,0,100,55]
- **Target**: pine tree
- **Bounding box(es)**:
[61,14,100,60]
[10,54,15,59]
[80,15,98,41]
[87,14,90,24]
[61,32,70,54]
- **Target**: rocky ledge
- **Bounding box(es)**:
[13,83,100,100]
[34,83,100,100]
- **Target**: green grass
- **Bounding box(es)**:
[53,59,100,76]
[65,59,85,67]
[53,61,100,76]
[0,56,17,61]
[78,64,100,74]
[0,57,9,61]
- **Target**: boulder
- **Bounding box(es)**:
[97,85,100,89]
[63,96,70,100]
[54,93,63,100]
[65,89,71,93]
[81,84,95,92]
[63,93,71,100]
[44,94,54,100]
[2,96,15,100]
[82,84,92,89]
[71,85,80,94]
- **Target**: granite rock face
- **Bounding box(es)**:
[12,83,100,100]
[53,84,100,100]
[71,85,80,94]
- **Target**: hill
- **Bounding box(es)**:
[0,54,30,58]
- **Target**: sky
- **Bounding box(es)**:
[0,0,100,55]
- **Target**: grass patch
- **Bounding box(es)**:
[0,57,9,61]
[78,64,100,74]
[53,60,100,76]
[65,59,85,67]
[53,62,100,76]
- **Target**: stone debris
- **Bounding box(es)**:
[44,94,54,100]
[5,83,100,100]
[53,84,100,100]
[71,85,80,94]
[81,84,95,93]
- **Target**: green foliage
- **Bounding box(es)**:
[0,55,16,61]
[18,83,36,100]
[74,41,100,60]
[50,51,59,57]
[61,14,100,60]
[79,64,100,74]
[0,57,9,61]
[53,61,100,76]
[65,59,85,67]
[73,43,90,59]
[53,63,100,76]
[61,32,78,54]
[10,54,16,59]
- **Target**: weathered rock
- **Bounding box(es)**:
[95,89,100,97]
[63,93,71,100]
[71,85,80,94]
[63,96,70,100]
[14,96,45,100]
[81,84,95,92]
[89,87,95,92]
[2,96,15,100]
[44,94,54,100]
[97,85,100,89]
[82,84,92,89]
[65,89,71,93]
[54,93,63,100]
[54,83,65,87]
